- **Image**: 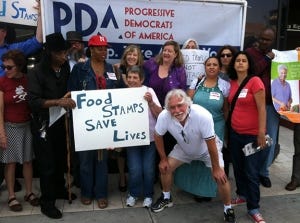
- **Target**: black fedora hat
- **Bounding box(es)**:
[45,32,70,51]
[66,31,83,42]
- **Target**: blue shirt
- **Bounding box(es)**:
[0,37,42,76]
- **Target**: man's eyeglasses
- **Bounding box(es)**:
[1,65,16,70]
[220,53,232,58]
[181,130,189,144]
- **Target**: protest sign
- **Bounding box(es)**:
[271,49,300,123]
[71,87,150,151]
[181,49,209,86]
[0,0,38,26]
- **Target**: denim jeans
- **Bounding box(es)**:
[126,142,156,198]
[230,129,269,212]
[260,105,280,177]
[79,150,108,199]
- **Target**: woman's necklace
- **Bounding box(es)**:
[203,78,217,88]
[52,67,61,78]
[158,64,169,78]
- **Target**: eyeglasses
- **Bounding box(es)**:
[220,53,232,58]
[181,130,189,144]
[1,64,16,70]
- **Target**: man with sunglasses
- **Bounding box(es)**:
[151,89,236,223]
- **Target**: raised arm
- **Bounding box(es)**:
[34,0,43,43]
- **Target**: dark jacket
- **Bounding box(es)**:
[27,55,70,123]
[68,59,118,91]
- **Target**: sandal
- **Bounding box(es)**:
[81,197,92,205]
[8,197,23,212]
[97,198,108,209]
[24,192,40,206]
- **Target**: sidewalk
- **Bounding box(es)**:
[0,126,299,223]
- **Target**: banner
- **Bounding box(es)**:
[181,49,209,86]
[271,49,300,123]
[0,0,38,26]
[71,87,150,151]
[41,0,246,62]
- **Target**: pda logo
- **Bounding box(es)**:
[53,2,119,37]
[0,0,6,16]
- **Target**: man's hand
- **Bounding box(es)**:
[212,166,227,185]
[57,98,76,109]
[159,158,170,174]
[266,51,275,60]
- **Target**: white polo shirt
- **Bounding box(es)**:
[155,104,223,166]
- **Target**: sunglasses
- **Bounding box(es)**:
[220,53,232,58]
[181,130,189,144]
[1,64,16,70]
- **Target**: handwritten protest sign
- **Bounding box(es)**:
[71,87,150,151]
[271,49,300,123]
[181,49,209,86]
[0,0,38,26]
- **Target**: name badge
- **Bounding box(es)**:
[107,72,117,80]
[238,89,248,98]
[209,92,221,100]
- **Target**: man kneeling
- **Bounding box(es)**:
[151,89,236,223]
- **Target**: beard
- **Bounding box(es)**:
[173,109,189,123]
[69,49,84,62]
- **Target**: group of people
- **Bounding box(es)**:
[0,3,299,223]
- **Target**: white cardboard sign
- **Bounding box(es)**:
[71,87,150,151]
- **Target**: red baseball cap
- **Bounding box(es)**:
[88,34,109,47]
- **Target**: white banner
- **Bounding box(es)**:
[41,0,246,60]
[71,87,150,151]
[181,49,209,86]
[0,0,38,26]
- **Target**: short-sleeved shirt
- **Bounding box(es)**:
[155,104,216,158]
[0,75,31,122]
[271,78,292,111]
[145,86,161,142]
[155,104,223,166]
[228,76,265,135]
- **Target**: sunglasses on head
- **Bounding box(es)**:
[1,64,16,70]
[220,53,232,58]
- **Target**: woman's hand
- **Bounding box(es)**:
[257,132,266,149]
[144,92,154,105]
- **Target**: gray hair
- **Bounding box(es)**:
[164,89,192,110]
[181,38,199,49]
[277,64,288,74]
